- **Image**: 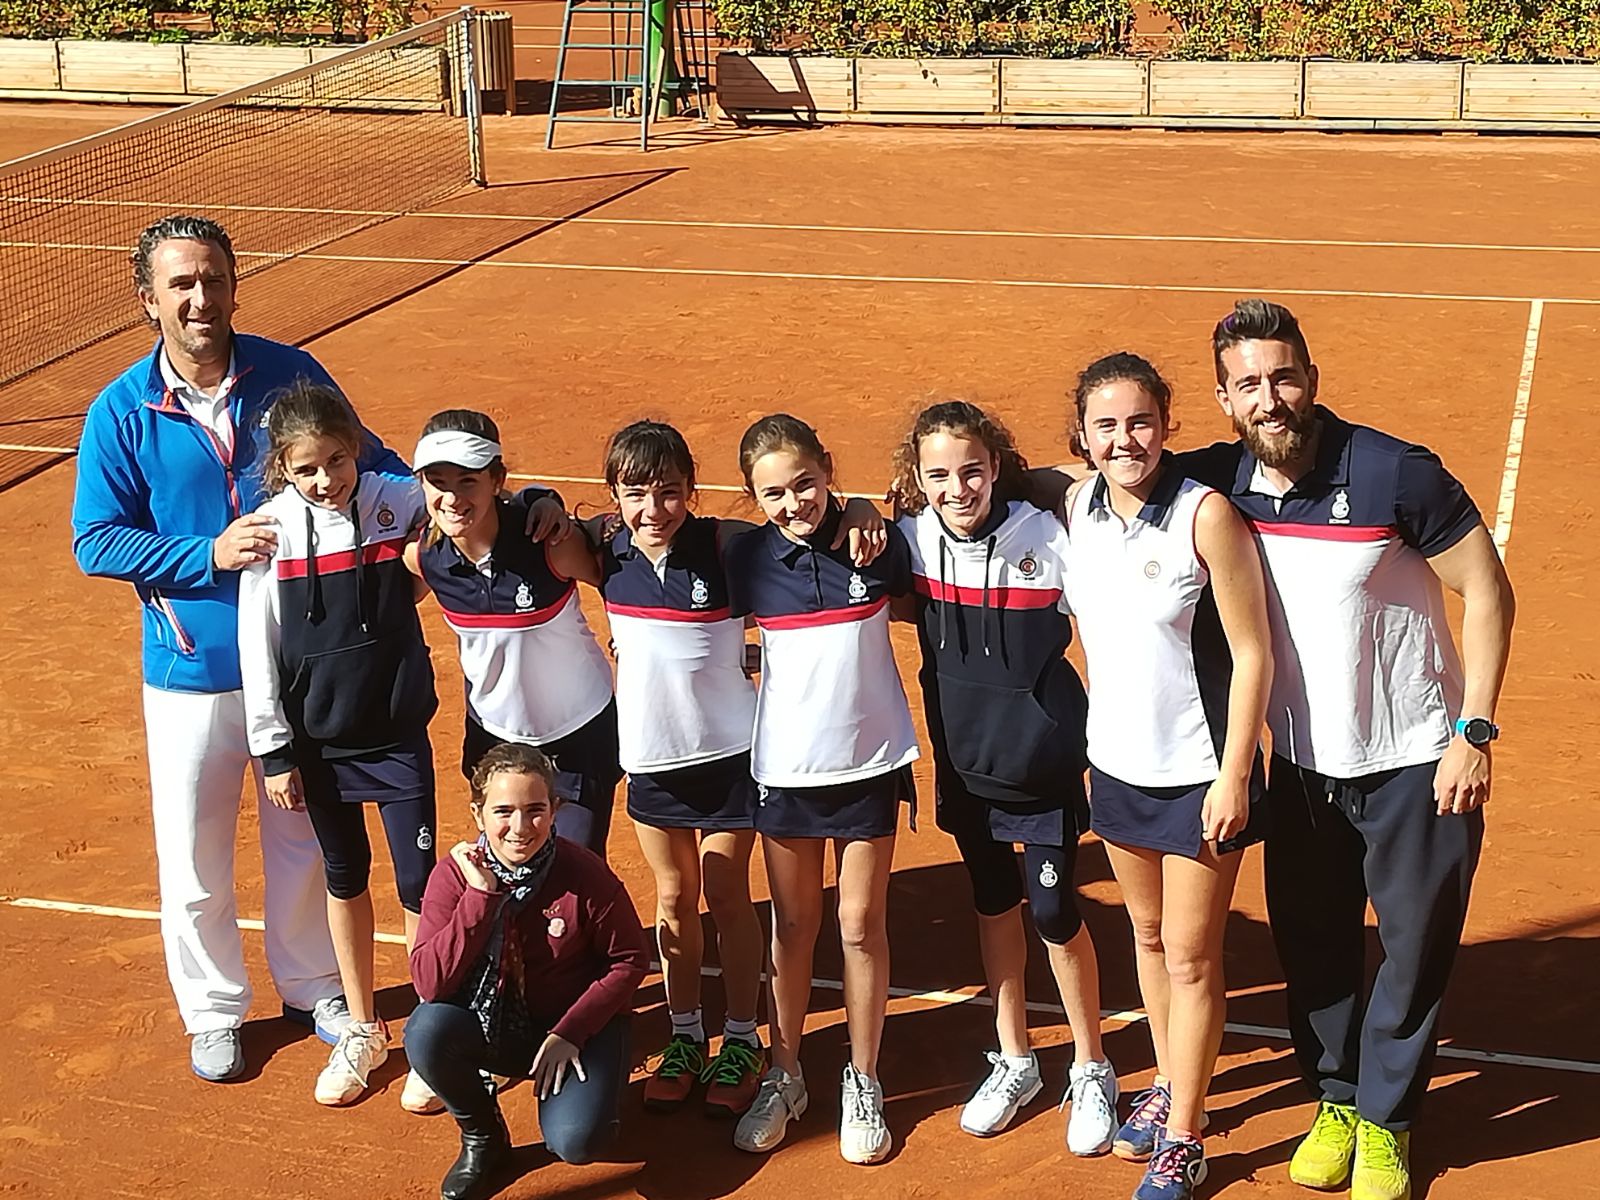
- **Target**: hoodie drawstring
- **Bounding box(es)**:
[303,507,322,623]
[980,535,996,657]
[937,537,950,651]
[351,501,369,634]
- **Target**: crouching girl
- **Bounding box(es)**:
[407,744,650,1200]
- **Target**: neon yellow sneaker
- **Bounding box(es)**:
[1288,1101,1358,1189]
[1352,1121,1411,1200]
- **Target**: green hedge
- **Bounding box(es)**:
[0,0,414,42]
[711,0,1600,60]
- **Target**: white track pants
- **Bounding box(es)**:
[143,685,341,1033]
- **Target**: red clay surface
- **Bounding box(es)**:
[3,16,1599,1199]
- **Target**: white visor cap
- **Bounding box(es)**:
[412,430,503,472]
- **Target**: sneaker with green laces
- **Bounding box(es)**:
[1288,1101,1359,1189]
[644,1035,706,1112]
[703,1038,765,1117]
[1352,1121,1411,1200]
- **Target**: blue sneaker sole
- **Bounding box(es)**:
[281,1005,342,1046]
[191,1059,245,1082]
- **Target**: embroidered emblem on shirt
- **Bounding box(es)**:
[1144,561,1161,579]
[848,572,869,602]
[690,576,710,607]
[515,581,534,609]
[1038,859,1059,888]
[416,825,433,852]
[1330,490,1351,524]
[1018,552,1038,578]
[547,917,566,938]
[376,503,396,530]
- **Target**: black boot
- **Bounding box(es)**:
[440,1103,511,1200]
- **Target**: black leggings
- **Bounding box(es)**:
[304,794,436,912]
[407,1003,630,1164]
[949,821,1083,945]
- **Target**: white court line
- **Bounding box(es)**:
[9,199,1600,257]
[7,892,1600,1076]
[6,236,1599,306]
[0,443,76,455]
[1493,299,1543,558]
[7,239,1585,307]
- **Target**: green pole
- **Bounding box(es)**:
[647,0,677,118]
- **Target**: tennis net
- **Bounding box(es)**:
[0,9,484,392]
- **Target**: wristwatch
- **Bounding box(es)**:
[1455,717,1500,747]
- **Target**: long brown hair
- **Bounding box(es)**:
[889,400,1030,516]
[262,382,363,496]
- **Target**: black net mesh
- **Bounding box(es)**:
[0,14,477,489]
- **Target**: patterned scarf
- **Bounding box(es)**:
[457,833,558,1051]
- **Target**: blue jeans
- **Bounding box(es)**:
[407,1002,630,1164]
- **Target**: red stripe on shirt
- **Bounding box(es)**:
[440,583,575,630]
[1248,521,1393,543]
[754,595,888,631]
[277,536,408,579]
[604,602,734,624]
[913,576,1063,609]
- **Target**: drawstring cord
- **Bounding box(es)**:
[303,507,322,622]
[937,537,950,650]
[980,535,996,657]
[351,500,369,633]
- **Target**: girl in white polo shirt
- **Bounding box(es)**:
[583,419,887,1122]
[1060,353,1272,1200]
[721,414,919,1167]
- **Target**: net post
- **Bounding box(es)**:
[458,6,488,186]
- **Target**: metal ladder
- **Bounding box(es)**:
[545,0,715,149]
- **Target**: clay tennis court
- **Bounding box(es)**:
[3,8,1599,1195]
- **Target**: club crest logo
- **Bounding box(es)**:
[547,917,566,939]
[416,825,433,851]
[376,503,396,530]
[1018,552,1038,578]
[1038,859,1059,888]
[1143,561,1161,579]
[1330,490,1351,523]
[690,576,710,607]
[848,572,869,601]
[515,581,534,609]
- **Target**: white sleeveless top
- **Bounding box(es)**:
[1063,470,1230,788]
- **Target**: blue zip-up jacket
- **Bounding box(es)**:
[71,334,410,695]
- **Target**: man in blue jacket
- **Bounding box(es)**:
[72,215,411,1082]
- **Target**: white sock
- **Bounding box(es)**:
[1004,1052,1036,1070]
[671,1008,705,1044]
[724,1016,760,1047]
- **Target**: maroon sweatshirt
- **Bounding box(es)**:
[410,837,650,1047]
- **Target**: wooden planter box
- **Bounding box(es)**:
[0,38,60,89]
[57,39,185,94]
[1149,60,1302,117]
[855,58,999,115]
[183,43,312,93]
[715,53,854,114]
[1463,64,1600,120]
[1002,58,1148,115]
[0,37,454,108]
[1303,60,1462,119]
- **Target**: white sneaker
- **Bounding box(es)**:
[839,1064,892,1165]
[400,1067,444,1114]
[1063,1058,1119,1156]
[733,1067,808,1153]
[314,1021,389,1107]
[960,1050,1043,1136]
